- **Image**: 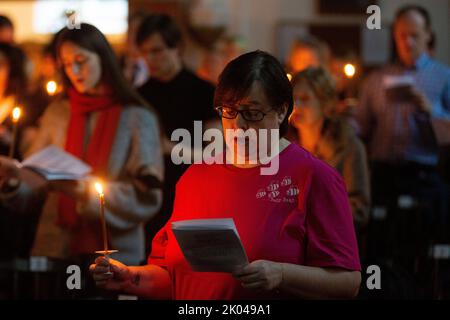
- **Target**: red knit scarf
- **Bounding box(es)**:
[58,87,122,255]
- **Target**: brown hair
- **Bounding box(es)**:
[287,36,330,70]
[291,66,337,117]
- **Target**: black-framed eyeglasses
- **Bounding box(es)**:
[215,105,270,122]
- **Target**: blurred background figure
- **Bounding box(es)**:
[23,32,64,154]
[288,67,370,248]
[286,35,330,74]
[0,43,27,157]
[328,49,360,118]
[197,34,245,85]
[356,5,450,288]
[121,11,149,88]
[0,15,14,44]
[134,14,217,255]
[0,42,31,267]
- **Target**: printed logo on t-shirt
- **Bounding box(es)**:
[256,176,298,203]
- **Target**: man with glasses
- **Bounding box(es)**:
[135,14,217,257]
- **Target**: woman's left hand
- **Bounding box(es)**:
[233,260,283,291]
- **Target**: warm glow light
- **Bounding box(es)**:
[344,64,356,78]
[95,182,104,196]
[46,80,57,95]
[12,107,21,122]
[286,73,292,81]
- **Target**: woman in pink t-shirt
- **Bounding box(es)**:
[90,51,361,299]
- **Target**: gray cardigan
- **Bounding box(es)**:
[4,99,163,265]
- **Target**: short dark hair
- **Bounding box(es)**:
[395,5,431,31]
[214,50,293,137]
[136,14,182,48]
[0,15,13,29]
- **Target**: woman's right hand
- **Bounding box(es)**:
[89,256,132,291]
[0,155,21,191]
[0,155,20,178]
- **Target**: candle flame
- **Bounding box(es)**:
[12,107,21,122]
[46,81,57,96]
[95,182,104,196]
[344,64,356,78]
[286,73,292,81]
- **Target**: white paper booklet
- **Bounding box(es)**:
[382,74,415,88]
[171,218,249,273]
[21,145,92,181]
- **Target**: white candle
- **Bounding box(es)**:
[95,182,108,254]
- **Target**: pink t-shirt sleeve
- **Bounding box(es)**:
[304,160,361,271]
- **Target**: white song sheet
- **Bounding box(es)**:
[172,218,249,273]
[21,145,91,180]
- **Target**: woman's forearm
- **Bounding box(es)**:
[279,263,361,299]
[123,264,172,299]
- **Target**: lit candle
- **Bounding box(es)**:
[94,182,118,260]
[343,63,356,98]
[9,107,21,158]
[344,63,356,79]
[46,80,58,96]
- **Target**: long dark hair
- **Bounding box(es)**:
[215,50,293,137]
[55,23,148,108]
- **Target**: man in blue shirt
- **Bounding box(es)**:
[356,5,450,276]
[357,6,450,166]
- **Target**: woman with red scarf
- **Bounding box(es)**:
[0,24,163,267]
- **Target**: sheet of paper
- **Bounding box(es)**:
[172,218,248,273]
[382,74,415,89]
[21,145,91,180]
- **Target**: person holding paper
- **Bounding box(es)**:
[357,5,450,165]
[90,51,361,299]
[0,23,163,267]
[356,5,450,263]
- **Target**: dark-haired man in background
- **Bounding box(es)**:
[136,14,218,255]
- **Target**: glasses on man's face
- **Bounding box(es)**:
[215,105,270,122]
